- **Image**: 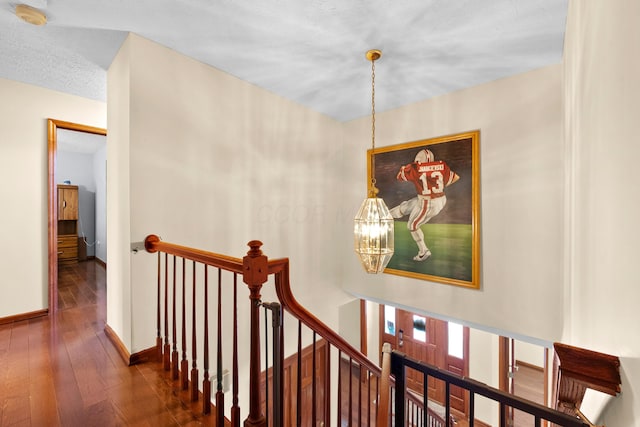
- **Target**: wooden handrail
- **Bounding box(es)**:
[553,342,621,423]
[272,259,382,375]
[145,236,381,375]
[144,235,244,273]
[393,350,590,427]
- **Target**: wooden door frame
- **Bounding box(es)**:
[378,304,470,415]
[47,119,107,315]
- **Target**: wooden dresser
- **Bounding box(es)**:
[57,184,79,264]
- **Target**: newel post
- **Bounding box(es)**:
[243,240,268,427]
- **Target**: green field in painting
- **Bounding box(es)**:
[387,222,472,282]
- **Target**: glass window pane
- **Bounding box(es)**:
[448,322,464,358]
[384,305,396,335]
[413,315,426,342]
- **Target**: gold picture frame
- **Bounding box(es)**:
[368,130,480,289]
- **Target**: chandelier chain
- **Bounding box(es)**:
[370,55,377,192]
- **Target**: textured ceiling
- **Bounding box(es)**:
[0,0,568,122]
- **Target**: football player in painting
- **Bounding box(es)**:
[390,148,460,261]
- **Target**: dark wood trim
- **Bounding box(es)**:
[553,342,621,417]
[47,119,107,316]
[360,299,367,356]
[104,323,130,366]
[130,346,161,366]
[471,418,493,427]
[0,309,48,325]
[498,336,509,392]
[95,257,106,268]
[516,359,544,372]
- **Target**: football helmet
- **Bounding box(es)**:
[414,149,434,163]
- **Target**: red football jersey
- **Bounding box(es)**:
[397,160,456,198]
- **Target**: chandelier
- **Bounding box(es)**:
[354,50,395,274]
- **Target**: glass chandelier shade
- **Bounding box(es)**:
[354,196,395,273]
[354,49,395,274]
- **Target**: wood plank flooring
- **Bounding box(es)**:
[513,363,545,427]
[0,260,217,426]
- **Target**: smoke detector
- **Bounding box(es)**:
[15,4,47,26]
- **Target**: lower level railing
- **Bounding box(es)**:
[387,349,591,427]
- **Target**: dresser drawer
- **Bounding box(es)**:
[58,235,77,248]
[58,246,78,260]
[58,235,78,264]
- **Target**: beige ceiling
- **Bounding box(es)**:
[0,0,568,121]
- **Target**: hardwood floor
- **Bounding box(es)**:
[513,362,545,427]
[0,260,217,426]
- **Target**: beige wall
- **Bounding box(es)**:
[564,0,640,423]
[107,33,351,416]
[106,37,132,347]
[0,77,106,318]
[343,64,565,344]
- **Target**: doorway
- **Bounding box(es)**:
[48,119,106,314]
[499,337,548,427]
[379,305,470,415]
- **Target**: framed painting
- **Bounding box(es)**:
[368,130,480,289]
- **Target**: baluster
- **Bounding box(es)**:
[348,356,353,427]
[156,252,162,360]
[191,260,199,402]
[203,265,211,414]
[424,373,428,427]
[231,273,240,427]
[445,382,450,427]
[375,375,379,424]
[324,344,330,427]
[164,253,171,371]
[181,258,188,390]
[337,349,342,427]
[296,320,302,427]
[278,307,284,427]
[367,371,371,426]
[171,255,179,380]
[392,353,406,427]
[264,306,270,426]
[469,392,475,427]
[358,362,362,427]
[312,332,317,427]
[215,269,224,424]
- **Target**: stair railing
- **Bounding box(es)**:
[144,235,593,427]
[390,349,591,427]
[144,235,389,427]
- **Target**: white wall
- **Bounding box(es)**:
[106,38,132,347]
[564,1,640,424]
[107,34,351,418]
[0,77,106,318]
[469,328,500,426]
[515,340,544,368]
[338,299,361,350]
[57,151,96,191]
[94,144,107,263]
[343,64,565,344]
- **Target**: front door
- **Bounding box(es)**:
[380,305,468,414]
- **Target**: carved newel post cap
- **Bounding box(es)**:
[246,240,263,257]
